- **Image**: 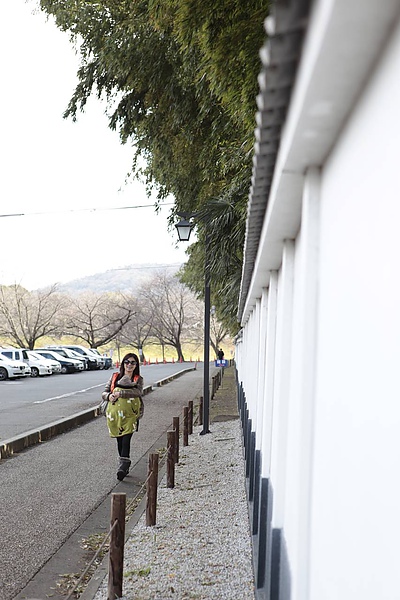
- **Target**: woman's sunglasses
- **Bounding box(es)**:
[124,360,137,365]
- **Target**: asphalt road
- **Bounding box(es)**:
[0,362,197,441]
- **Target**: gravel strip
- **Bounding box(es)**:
[94,420,255,599]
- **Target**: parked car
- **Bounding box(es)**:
[90,348,112,369]
[59,345,102,370]
[42,346,89,370]
[29,351,62,374]
[0,355,29,380]
[34,349,83,374]
[0,348,52,377]
[86,349,106,369]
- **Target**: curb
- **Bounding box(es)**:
[152,366,196,387]
[0,367,196,460]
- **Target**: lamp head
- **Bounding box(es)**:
[175,217,193,241]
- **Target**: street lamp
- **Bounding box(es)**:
[175,213,211,435]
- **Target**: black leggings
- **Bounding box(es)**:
[116,433,133,458]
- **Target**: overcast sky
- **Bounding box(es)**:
[0,1,189,290]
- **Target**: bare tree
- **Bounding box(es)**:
[139,271,196,361]
[174,299,228,360]
[0,284,65,349]
[61,291,134,348]
[119,296,154,362]
[178,297,204,354]
[210,311,230,358]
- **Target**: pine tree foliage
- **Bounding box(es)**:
[39,0,270,333]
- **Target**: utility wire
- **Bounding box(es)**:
[112,264,183,271]
[0,202,174,219]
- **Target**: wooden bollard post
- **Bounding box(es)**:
[146,453,159,526]
[183,406,189,446]
[173,416,179,464]
[188,400,193,435]
[167,430,175,488]
[108,493,126,600]
[199,396,203,426]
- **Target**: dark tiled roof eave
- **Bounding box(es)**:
[237,0,311,323]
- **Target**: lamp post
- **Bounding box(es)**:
[175,215,211,435]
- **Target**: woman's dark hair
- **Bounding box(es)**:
[119,353,140,379]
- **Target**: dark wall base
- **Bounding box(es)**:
[238,371,292,600]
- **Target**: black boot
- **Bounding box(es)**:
[117,457,131,481]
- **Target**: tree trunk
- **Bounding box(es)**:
[210,340,217,358]
[176,342,185,362]
[138,344,145,364]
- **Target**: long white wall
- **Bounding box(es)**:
[309,14,400,600]
[236,3,400,599]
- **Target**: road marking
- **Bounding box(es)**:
[33,383,105,404]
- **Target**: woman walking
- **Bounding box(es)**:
[101,353,144,480]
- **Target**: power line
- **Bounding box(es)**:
[0,202,174,219]
[112,264,183,271]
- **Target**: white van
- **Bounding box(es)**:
[0,348,51,377]
[0,354,29,380]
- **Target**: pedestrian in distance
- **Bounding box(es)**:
[217,348,225,360]
[101,352,144,481]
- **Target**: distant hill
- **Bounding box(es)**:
[57,263,183,295]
